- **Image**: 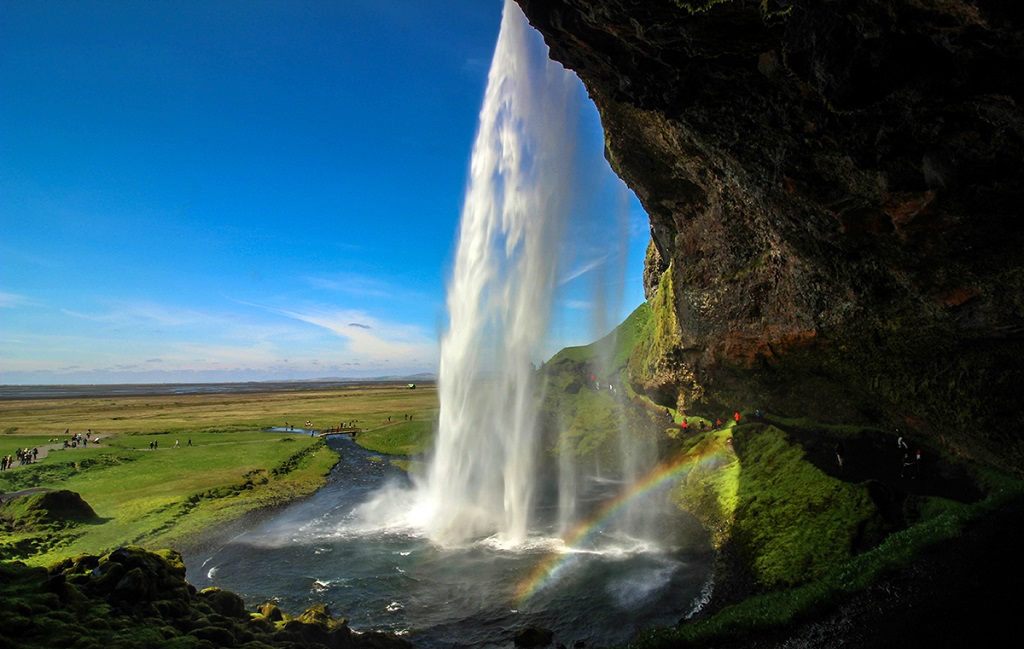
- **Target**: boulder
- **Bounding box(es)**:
[200,587,248,618]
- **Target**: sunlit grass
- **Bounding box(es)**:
[0,384,438,438]
[353,420,434,456]
[0,385,437,565]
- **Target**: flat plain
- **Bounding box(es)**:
[0,383,438,565]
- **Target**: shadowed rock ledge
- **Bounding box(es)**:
[514,0,1024,473]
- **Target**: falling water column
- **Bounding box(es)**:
[422,0,579,546]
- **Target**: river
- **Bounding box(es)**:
[185,435,714,649]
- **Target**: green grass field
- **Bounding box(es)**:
[0,384,438,565]
[0,383,438,438]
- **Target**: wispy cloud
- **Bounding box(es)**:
[235,300,437,364]
[0,291,35,308]
[60,301,219,328]
[559,256,608,286]
[305,273,396,298]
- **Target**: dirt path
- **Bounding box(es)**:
[2,436,117,471]
[0,487,54,503]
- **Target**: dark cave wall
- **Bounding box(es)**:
[515,0,1024,471]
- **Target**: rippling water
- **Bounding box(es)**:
[186,436,713,648]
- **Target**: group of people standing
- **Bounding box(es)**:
[63,429,98,448]
[1,447,37,470]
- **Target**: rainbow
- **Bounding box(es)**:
[513,442,729,606]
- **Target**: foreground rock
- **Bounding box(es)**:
[0,545,413,649]
[514,0,1024,473]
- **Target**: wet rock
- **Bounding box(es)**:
[514,626,555,648]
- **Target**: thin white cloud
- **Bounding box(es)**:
[306,275,393,297]
[304,272,430,303]
[559,256,608,286]
[0,291,34,308]
[237,300,436,363]
[60,301,215,327]
[562,299,593,310]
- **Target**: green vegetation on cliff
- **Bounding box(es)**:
[540,302,671,467]
[672,424,881,587]
[546,293,1021,648]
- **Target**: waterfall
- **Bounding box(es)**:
[356,0,643,551]
[420,0,578,546]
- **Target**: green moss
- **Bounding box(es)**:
[551,387,621,459]
[670,430,740,548]
[634,479,1024,649]
[732,425,882,586]
[627,266,682,391]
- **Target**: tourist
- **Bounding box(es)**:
[901,451,914,478]
[834,441,845,471]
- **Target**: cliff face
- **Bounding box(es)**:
[515,0,1024,471]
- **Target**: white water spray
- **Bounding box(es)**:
[356,0,645,551]
[420,0,578,546]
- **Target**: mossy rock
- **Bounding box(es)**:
[296,603,336,627]
[47,552,100,575]
[200,587,248,619]
[189,625,237,646]
[0,490,99,529]
[257,602,284,622]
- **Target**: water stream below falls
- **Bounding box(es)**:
[186,435,713,649]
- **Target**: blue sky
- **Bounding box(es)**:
[1,0,649,385]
